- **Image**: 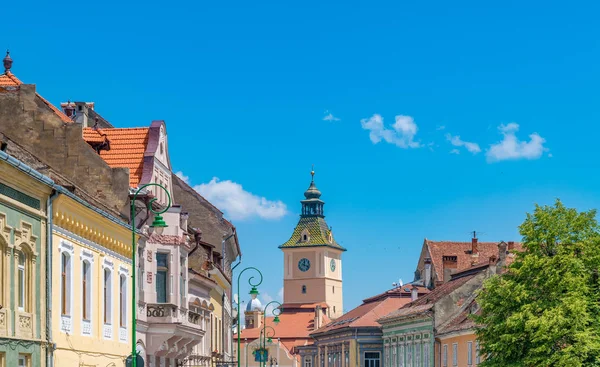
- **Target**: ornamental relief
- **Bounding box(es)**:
[0,212,12,247]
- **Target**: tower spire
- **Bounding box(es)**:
[311,165,315,182]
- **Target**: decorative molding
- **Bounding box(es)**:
[58,239,75,255]
[53,227,132,265]
[119,265,130,275]
[80,248,94,262]
[103,258,115,271]
[119,327,127,343]
[61,315,72,334]
[103,324,113,340]
[0,182,41,210]
[82,319,92,336]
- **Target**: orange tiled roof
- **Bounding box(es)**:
[426,240,522,280]
[235,310,330,340]
[0,72,72,123]
[82,127,150,187]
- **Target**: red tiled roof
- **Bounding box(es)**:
[378,274,478,322]
[82,127,150,187]
[311,285,429,335]
[0,72,72,123]
[235,310,330,340]
[426,240,522,280]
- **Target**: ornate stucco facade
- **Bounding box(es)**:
[0,155,52,367]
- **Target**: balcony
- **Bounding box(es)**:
[144,303,206,360]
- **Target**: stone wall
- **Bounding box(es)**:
[0,84,130,218]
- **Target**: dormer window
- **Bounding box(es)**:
[327,232,333,244]
[300,229,310,243]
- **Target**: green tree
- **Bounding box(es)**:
[474,199,600,367]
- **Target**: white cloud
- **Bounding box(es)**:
[360,114,421,149]
[445,133,481,154]
[261,287,284,316]
[450,149,460,155]
[194,178,288,221]
[175,171,190,184]
[323,110,340,122]
[486,123,548,163]
[436,125,446,131]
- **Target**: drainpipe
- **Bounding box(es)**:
[221,230,236,363]
[46,189,59,367]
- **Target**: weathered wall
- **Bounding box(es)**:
[0,84,130,218]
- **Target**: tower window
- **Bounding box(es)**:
[302,285,306,294]
[334,306,336,313]
[332,286,335,294]
[303,234,307,241]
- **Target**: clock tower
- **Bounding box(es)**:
[279,169,346,319]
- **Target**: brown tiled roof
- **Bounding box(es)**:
[426,240,522,280]
[0,72,72,123]
[311,285,429,335]
[378,274,478,322]
[82,127,150,187]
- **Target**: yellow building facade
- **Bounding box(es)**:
[51,194,134,367]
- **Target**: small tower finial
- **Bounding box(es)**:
[311,165,315,181]
[3,50,12,73]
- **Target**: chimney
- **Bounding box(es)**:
[497,242,508,274]
[471,235,478,255]
[74,102,91,127]
[442,256,458,282]
[488,255,498,275]
[411,285,418,301]
[314,306,322,330]
[507,241,515,251]
[424,257,432,289]
[180,212,189,231]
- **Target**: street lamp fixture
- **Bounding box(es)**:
[129,183,172,367]
[273,315,280,325]
[236,267,264,367]
[261,301,283,367]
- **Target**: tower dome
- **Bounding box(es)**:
[246,297,263,312]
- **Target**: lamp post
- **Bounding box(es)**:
[236,267,263,367]
[261,301,282,367]
[130,183,171,367]
[260,325,277,367]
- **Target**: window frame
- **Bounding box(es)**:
[120,273,127,327]
[17,250,26,312]
[156,252,169,303]
[58,241,75,333]
[364,351,381,367]
[104,267,113,325]
[452,343,458,366]
[443,344,448,367]
[467,341,473,366]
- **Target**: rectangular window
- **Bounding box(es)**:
[424,343,430,367]
[304,357,312,367]
[475,342,480,365]
[120,275,126,327]
[452,344,458,366]
[407,345,412,367]
[399,345,404,367]
[0,352,4,367]
[467,342,473,365]
[443,345,448,367]
[364,352,380,367]
[414,343,420,366]
[17,251,25,311]
[61,253,71,316]
[18,354,29,367]
[82,261,91,320]
[156,253,168,303]
[104,269,112,324]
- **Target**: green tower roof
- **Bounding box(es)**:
[279,169,346,251]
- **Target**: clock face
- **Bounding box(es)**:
[330,259,336,272]
[298,258,311,272]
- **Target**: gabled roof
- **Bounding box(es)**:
[425,239,522,280]
[378,273,479,323]
[0,71,72,123]
[437,299,480,336]
[279,216,345,250]
[311,285,429,336]
[82,127,150,187]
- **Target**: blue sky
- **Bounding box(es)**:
[4,0,600,312]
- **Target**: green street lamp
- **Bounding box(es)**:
[261,301,282,367]
[237,267,263,367]
[129,183,171,367]
[260,325,277,367]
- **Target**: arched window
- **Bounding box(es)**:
[17,250,26,311]
[104,268,112,325]
[61,252,71,316]
[120,274,127,327]
[82,260,91,320]
[302,285,307,294]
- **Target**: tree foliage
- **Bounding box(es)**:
[474,199,600,367]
